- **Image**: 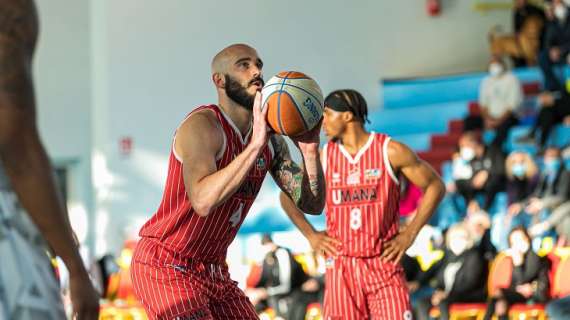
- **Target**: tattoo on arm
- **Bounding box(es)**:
[269,135,303,203]
[269,136,324,213]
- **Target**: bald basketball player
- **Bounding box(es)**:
[0,0,99,319]
[280,89,445,320]
[130,43,326,319]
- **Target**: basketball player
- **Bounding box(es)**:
[280,89,445,320]
[0,0,99,319]
[130,43,326,319]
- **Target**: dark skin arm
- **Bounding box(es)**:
[0,1,99,319]
[380,140,445,264]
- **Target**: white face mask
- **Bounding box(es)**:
[555,4,568,21]
[489,63,504,77]
[460,147,476,161]
[449,238,468,256]
[512,241,530,254]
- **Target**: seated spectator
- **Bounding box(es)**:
[415,223,487,320]
[506,150,539,204]
[539,0,570,91]
[249,234,311,319]
[466,210,497,261]
[484,227,550,320]
[547,293,570,320]
[490,0,546,66]
[517,91,570,149]
[463,56,522,147]
[449,132,507,212]
[509,147,570,236]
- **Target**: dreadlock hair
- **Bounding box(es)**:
[324,89,370,124]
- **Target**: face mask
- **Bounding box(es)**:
[449,238,468,256]
[555,5,568,21]
[512,163,527,178]
[512,241,530,253]
[544,159,561,175]
[489,63,504,77]
[461,147,476,161]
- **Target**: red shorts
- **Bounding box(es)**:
[130,238,257,320]
[323,256,412,320]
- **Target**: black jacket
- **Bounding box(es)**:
[470,146,506,178]
[419,248,487,303]
[545,17,570,55]
[532,166,570,200]
[510,250,550,303]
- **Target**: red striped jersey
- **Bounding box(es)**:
[323,132,400,257]
[139,104,273,263]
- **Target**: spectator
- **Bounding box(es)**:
[450,132,507,212]
[509,147,570,234]
[249,234,311,319]
[466,210,497,261]
[539,0,570,91]
[505,150,539,204]
[483,227,550,320]
[464,56,523,147]
[415,223,487,320]
[490,0,546,66]
[546,294,570,320]
[517,91,570,149]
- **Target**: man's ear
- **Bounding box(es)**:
[342,111,354,122]
[213,73,225,89]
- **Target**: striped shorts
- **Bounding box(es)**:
[323,255,412,320]
[131,238,257,320]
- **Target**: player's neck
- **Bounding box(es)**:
[340,125,370,155]
[218,97,253,136]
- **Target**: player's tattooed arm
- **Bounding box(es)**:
[269,135,325,214]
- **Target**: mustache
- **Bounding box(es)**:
[249,77,265,87]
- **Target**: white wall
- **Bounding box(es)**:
[34,0,95,248]
[36,0,513,255]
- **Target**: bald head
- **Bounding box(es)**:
[211,43,259,74]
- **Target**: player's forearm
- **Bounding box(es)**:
[297,147,325,214]
[189,143,263,217]
[280,192,317,239]
[405,178,445,237]
[1,131,86,275]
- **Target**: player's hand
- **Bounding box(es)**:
[69,272,100,320]
[308,231,341,257]
[380,231,415,264]
[290,120,322,154]
[251,91,270,150]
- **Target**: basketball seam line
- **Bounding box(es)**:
[262,82,323,108]
[276,71,291,134]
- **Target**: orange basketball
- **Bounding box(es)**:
[261,71,323,136]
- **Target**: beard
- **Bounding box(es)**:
[224,74,264,110]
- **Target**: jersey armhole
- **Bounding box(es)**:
[172,109,227,163]
[383,137,399,185]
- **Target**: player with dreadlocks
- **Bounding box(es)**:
[280,89,445,319]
